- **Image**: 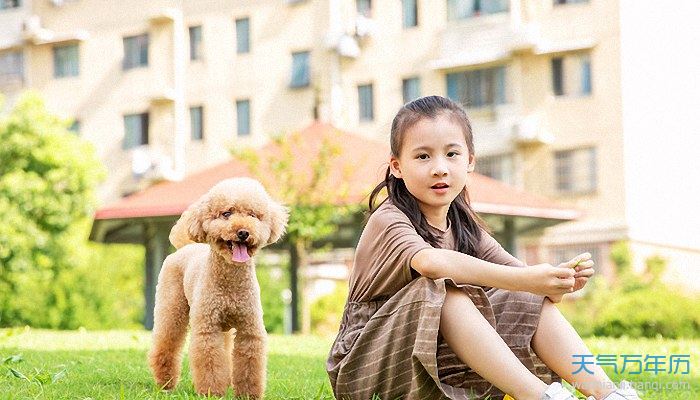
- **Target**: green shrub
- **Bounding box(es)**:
[0,93,106,329]
[559,243,700,339]
[591,284,700,338]
[256,262,289,334]
[310,281,348,336]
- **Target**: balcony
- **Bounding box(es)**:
[431,0,598,71]
[22,15,89,46]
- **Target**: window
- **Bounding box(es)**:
[475,153,513,184]
[554,0,589,5]
[356,0,371,17]
[123,113,149,149]
[446,66,506,108]
[551,58,564,96]
[447,0,509,20]
[189,26,202,61]
[69,120,80,135]
[123,34,149,70]
[53,44,79,78]
[358,84,374,122]
[402,0,418,27]
[190,106,203,140]
[290,51,310,88]
[551,53,592,96]
[581,56,592,95]
[0,50,23,83]
[0,0,20,10]
[236,100,250,136]
[402,77,421,104]
[236,18,250,54]
[555,147,596,193]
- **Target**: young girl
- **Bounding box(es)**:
[326,96,642,400]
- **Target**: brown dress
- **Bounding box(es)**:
[326,200,561,399]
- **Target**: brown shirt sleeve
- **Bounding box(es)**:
[348,202,433,302]
[476,229,526,268]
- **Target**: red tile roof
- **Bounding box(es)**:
[94,122,579,221]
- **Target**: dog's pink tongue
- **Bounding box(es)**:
[232,243,250,263]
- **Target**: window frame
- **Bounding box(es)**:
[0,50,24,83]
[447,0,510,21]
[235,18,250,54]
[357,83,374,122]
[53,43,80,78]
[402,76,421,104]
[122,34,149,70]
[475,153,514,184]
[68,119,80,135]
[289,51,311,88]
[236,99,251,136]
[554,147,597,194]
[189,25,203,61]
[402,0,418,28]
[553,0,589,6]
[551,52,593,97]
[0,0,21,10]
[356,0,372,18]
[123,112,149,150]
[551,57,564,96]
[446,65,507,109]
[190,106,204,141]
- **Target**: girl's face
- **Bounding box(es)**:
[389,113,475,213]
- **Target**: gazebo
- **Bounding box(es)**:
[89,122,580,329]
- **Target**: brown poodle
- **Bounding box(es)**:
[148,177,289,397]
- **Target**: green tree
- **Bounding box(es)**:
[0,92,105,328]
[232,129,360,333]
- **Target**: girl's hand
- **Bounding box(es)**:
[523,263,576,297]
[558,253,595,292]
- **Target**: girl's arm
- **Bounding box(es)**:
[411,248,576,296]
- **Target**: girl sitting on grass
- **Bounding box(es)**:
[326,96,642,400]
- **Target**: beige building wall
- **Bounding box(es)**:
[0,0,31,109]
[11,0,328,201]
[329,0,639,280]
[2,0,697,289]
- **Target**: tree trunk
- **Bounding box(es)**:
[289,239,308,333]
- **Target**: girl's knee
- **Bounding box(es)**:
[444,285,474,305]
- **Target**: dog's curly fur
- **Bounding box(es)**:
[148,177,289,397]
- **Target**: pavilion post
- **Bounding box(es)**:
[143,220,171,330]
[503,217,517,257]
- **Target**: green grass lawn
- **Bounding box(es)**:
[0,329,697,399]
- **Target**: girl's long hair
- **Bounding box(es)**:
[367,95,486,256]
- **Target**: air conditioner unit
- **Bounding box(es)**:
[22,15,54,43]
[355,15,376,38]
[131,148,180,182]
[511,115,554,145]
[50,0,65,7]
[337,34,360,58]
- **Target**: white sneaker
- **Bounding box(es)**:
[586,381,642,400]
[542,381,578,400]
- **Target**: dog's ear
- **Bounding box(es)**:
[268,202,290,244]
[186,206,207,244]
[169,200,207,248]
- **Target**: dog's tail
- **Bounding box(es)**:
[169,207,196,249]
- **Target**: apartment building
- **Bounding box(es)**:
[1,0,698,288]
